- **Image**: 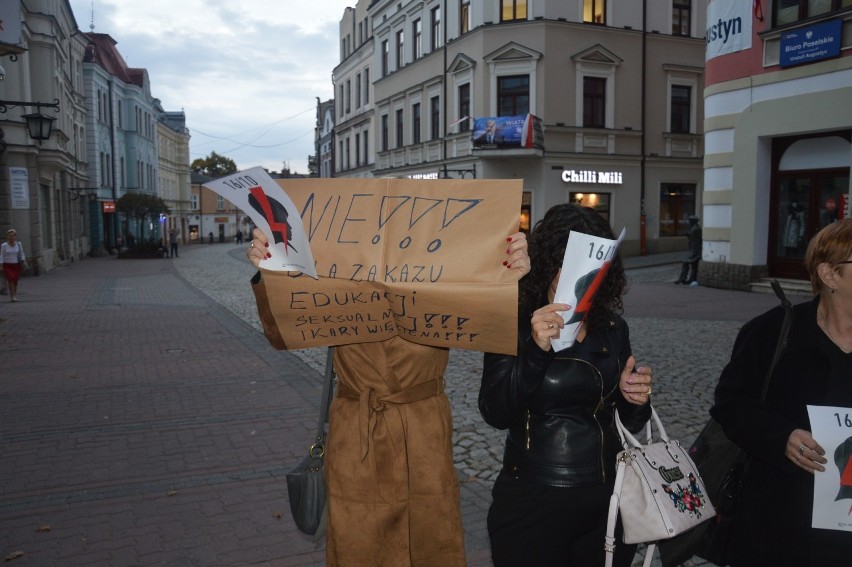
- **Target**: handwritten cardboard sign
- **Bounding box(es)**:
[259,177,522,354]
[551,228,626,352]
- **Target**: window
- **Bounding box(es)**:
[659,184,696,237]
[570,192,611,222]
[396,29,404,69]
[381,114,389,150]
[501,0,527,21]
[775,0,852,26]
[671,85,691,134]
[396,108,404,148]
[339,85,344,115]
[460,0,471,34]
[458,83,471,132]
[345,138,351,169]
[497,75,529,116]
[412,103,421,144]
[364,68,370,103]
[431,6,442,50]
[413,19,422,59]
[364,129,368,164]
[672,0,691,36]
[339,140,344,169]
[346,80,351,113]
[191,194,198,211]
[584,0,605,24]
[217,195,224,211]
[355,133,361,167]
[381,40,389,76]
[430,96,441,140]
[356,74,361,108]
[583,77,606,128]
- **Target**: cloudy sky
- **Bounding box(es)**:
[67,0,352,174]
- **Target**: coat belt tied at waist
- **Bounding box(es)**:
[337,377,446,464]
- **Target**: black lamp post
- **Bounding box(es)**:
[0,98,60,141]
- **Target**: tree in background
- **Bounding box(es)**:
[116,192,170,244]
[191,151,238,177]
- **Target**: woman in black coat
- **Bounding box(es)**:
[479,204,653,566]
[711,218,852,566]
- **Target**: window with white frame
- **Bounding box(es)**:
[460,0,471,33]
[501,0,527,21]
[458,83,471,132]
[396,29,405,69]
[775,0,852,26]
[498,75,529,116]
[412,103,421,144]
[672,0,691,36]
[431,6,442,51]
[584,0,605,24]
[430,96,441,140]
[381,40,389,76]
[396,108,404,148]
[670,85,691,133]
[413,19,422,59]
[664,66,700,134]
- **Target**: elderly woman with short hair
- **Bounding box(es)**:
[712,218,852,566]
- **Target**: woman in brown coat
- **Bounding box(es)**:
[248,228,529,566]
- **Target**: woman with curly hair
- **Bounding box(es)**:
[479,203,653,566]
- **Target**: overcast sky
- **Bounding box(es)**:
[67,0,352,175]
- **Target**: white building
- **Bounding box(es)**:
[0,0,91,273]
[333,0,707,256]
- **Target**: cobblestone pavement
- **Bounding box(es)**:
[173,243,812,567]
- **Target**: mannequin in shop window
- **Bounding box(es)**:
[783,200,806,256]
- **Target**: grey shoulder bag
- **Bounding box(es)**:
[286,347,335,537]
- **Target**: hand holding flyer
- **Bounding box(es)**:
[550,227,626,352]
[203,167,317,278]
[807,405,852,533]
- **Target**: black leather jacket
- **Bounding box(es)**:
[479,313,650,487]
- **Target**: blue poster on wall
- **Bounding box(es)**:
[780,18,842,68]
[471,115,543,149]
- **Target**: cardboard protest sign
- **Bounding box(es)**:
[203,167,317,278]
[807,405,852,532]
[246,176,521,354]
[551,228,626,352]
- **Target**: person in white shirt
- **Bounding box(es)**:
[1,228,26,302]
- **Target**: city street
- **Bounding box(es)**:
[0,243,812,566]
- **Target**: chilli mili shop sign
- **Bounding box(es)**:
[561,169,624,184]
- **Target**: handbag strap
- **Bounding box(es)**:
[313,347,335,447]
[614,405,668,450]
[604,454,655,567]
[761,280,792,402]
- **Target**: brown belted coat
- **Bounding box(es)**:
[252,277,466,566]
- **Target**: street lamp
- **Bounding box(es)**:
[66,187,99,202]
[0,98,60,141]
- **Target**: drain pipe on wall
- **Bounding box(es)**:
[639,0,647,256]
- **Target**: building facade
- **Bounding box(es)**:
[82,32,161,250]
[334,4,376,179]
[702,1,852,289]
[0,0,91,273]
[157,107,191,247]
[334,0,707,256]
[315,97,336,178]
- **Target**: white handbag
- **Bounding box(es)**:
[605,406,716,567]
